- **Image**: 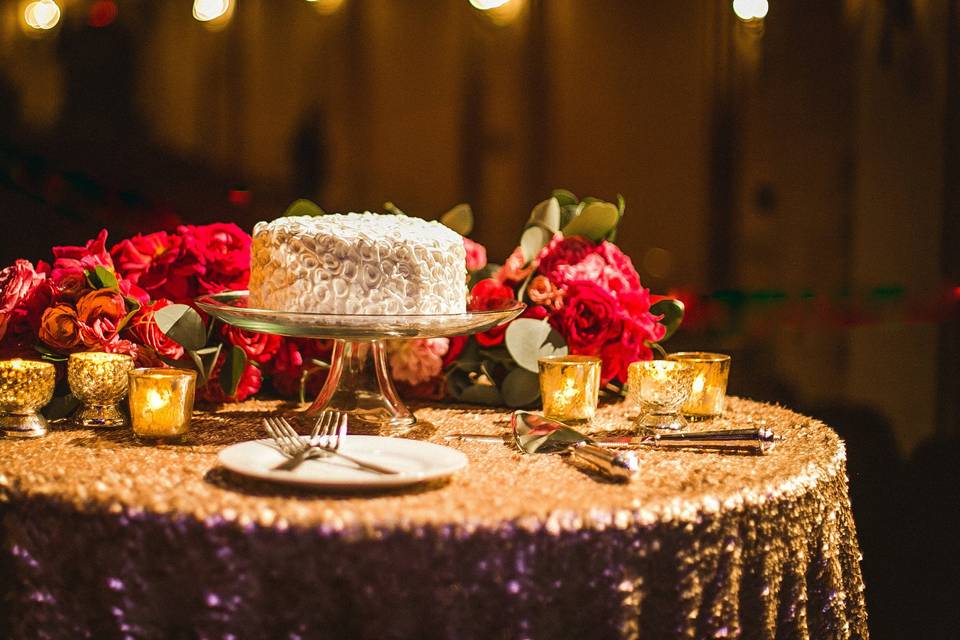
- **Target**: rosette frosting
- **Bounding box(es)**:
[248,213,468,315]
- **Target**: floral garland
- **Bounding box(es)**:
[0,191,681,411]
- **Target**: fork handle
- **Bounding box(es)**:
[326,449,399,475]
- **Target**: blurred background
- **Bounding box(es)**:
[0,0,957,636]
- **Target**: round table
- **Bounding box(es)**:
[0,398,868,639]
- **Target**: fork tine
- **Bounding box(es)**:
[319,411,335,447]
[333,412,348,451]
[277,417,307,452]
[263,419,292,455]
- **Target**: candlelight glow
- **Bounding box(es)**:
[307,0,345,15]
[145,388,167,412]
[23,0,61,31]
[470,0,523,25]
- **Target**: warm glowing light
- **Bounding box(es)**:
[307,0,345,15]
[692,373,706,394]
[193,0,233,23]
[23,0,61,31]
[732,0,769,21]
[469,0,511,9]
[89,1,118,28]
[145,388,168,412]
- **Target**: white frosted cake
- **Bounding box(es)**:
[248,213,468,315]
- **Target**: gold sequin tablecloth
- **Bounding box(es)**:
[0,398,868,639]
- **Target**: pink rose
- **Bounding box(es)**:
[52,229,113,271]
[178,223,251,296]
[538,237,641,296]
[387,338,449,386]
[463,237,488,272]
[0,259,50,342]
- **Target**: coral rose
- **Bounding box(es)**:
[127,299,186,362]
[495,246,534,284]
[39,304,82,351]
[527,275,563,311]
[76,288,127,348]
[463,237,488,272]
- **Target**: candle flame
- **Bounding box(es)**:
[692,374,706,394]
[145,388,168,411]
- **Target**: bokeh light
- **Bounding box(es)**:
[470,0,524,26]
[193,0,234,26]
[89,1,118,28]
[22,0,61,31]
[732,0,769,21]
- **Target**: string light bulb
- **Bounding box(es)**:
[193,0,234,27]
[22,0,61,31]
[732,0,769,21]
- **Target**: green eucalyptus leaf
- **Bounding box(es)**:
[504,318,568,372]
[154,304,208,352]
[42,394,81,420]
[219,345,248,398]
[34,344,68,362]
[616,193,626,217]
[116,296,141,332]
[283,199,324,217]
[650,298,685,342]
[559,202,583,230]
[561,201,619,241]
[383,201,406,216]
[440,203,473,236]
[94,265,119,291]
[526,197,561,234]
[468,263,500,287]
[520,226,552,264]
[551,189,578,208]
[501,367,541,408]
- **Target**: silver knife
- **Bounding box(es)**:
[445,427,782,454]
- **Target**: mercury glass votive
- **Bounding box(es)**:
[67,352,135,428]
[128,368,197,442]
[628,359,696,431]
[666,352,731,420]
[0,359,56,438]
[538,355,602,425]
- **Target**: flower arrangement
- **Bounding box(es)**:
[435,190,682,407]
[0,191,681,413]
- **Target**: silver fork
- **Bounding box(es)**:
[264,414,399,475]
[265,412,337,472]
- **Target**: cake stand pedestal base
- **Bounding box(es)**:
[305,340,416,436]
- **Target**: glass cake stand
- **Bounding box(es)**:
[196,291,525,435]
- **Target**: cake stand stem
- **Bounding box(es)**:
[305,340,416,435]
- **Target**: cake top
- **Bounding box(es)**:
[253,212,463,246]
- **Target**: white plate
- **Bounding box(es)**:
[217,436,468,490]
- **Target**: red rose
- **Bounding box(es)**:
[266,338,331,398]
[552,281,625,383]
[463,237,488,272]
[538,237,641,296]
[469,278,516,347]
[536,235,594,285]
[201,357,262,403]
[51,265,90,302]
[618,289,666,344]
[127,299,186,362]
[0,259,50,342]
[443,335,469,368]
[178,223,251,295]
[111,231,187,302]
[221,324,282,364]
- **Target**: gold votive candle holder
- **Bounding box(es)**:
[67,352,135,428]
[628,359,696,431]
[128,368,197,442]
[538,355,602,425]
[0,359,56,438]
[666,352,731,420]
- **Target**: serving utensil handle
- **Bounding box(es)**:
[645,427,782,454]
[570,442,639,481]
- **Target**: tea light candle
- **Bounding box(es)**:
[67,351,135,428]
[628,359,696,431]
[666,352,731,420]
[0,359,56,438]
[537,355,601,425]
[128,368,197,441]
